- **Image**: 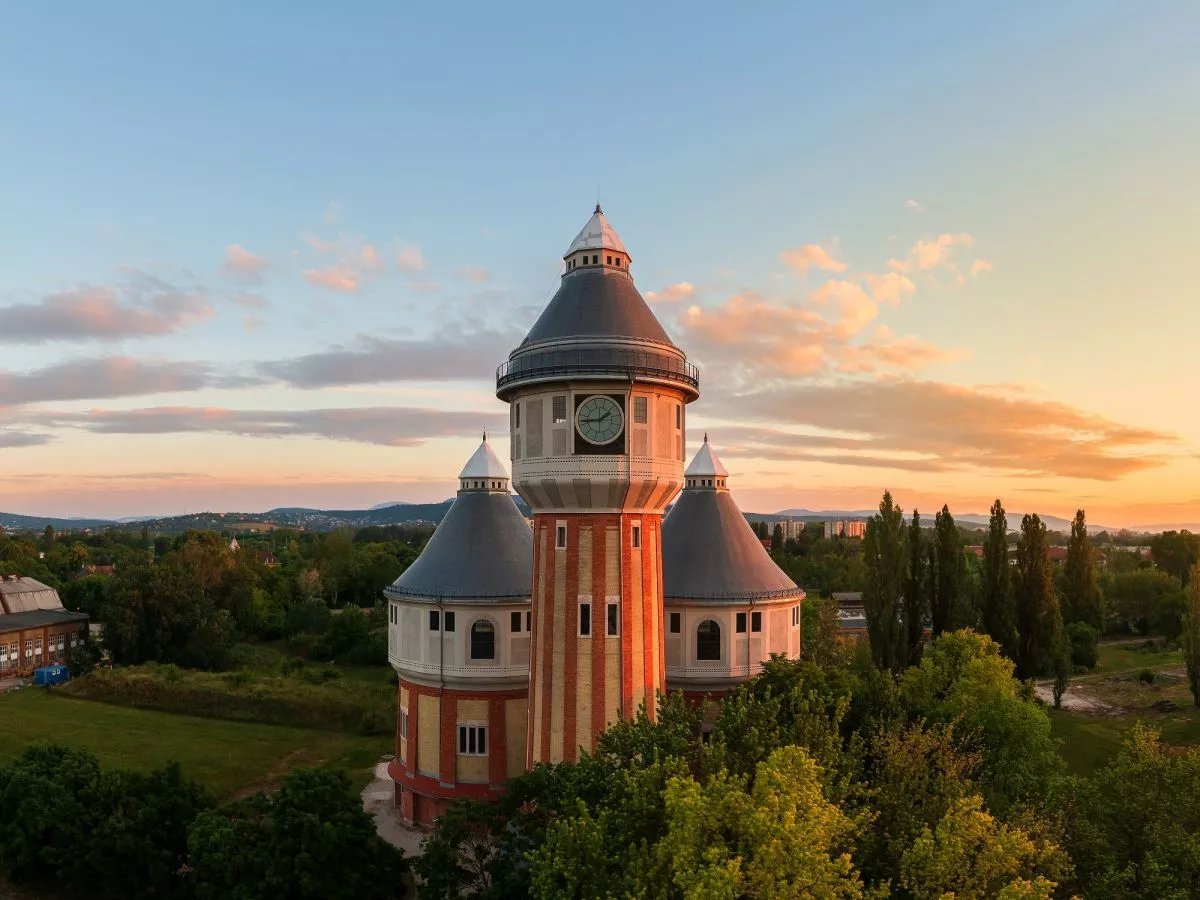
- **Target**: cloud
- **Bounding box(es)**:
[396,243,426,274]
[257,328,522,388]
[242,315,265,332]
[0,272,212,344]
[862,272,916,306]
[970,259,994,277]
[303,264,360,293]
[646,282,696,304]
[36,405,508,448]
[360,245,382,271]
[836,326,969,374]
[906,199,923,213]
[406,280,439,294]
[888,233,975,273]
[0,357,217,406]
[457,266,490,284]
[0,430,52,449]
[233,293,270,310]
[779,244,848,274]
[810,279,878,339]
[706,380,1177,481]
[222,245,270,282]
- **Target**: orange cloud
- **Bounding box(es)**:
[888,233,975,273]
[970,258,994,277]
[862,272,916,306]
[457,266,490,283]
[779,244,847,274]
[646,281,696,303]
[396,243,426,273]
[810,279,877,339]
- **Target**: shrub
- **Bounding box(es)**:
[1138,669,1156,684]
[1065,621,1099,670]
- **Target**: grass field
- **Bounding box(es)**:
[0,688,390,798]
[1050,640,1197,775]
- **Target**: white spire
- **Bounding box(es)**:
[686,434,729,480]
[564,204,628,257]
[459,435,510,483]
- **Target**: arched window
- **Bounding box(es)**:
[470,620,495,660]
[696,620,721,661]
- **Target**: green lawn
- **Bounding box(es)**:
[1091,641,1182,675]
[0,688,390,799]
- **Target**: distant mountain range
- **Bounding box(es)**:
[0,502,1189,537]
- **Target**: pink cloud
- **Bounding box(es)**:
[222,245,270,282]
[970,259,994,277]
[888,233,975,273]
[360,244,382,270]
[862,272,916,306]
[646,282,696,304]
[242,315,265,332]
[457,266,490,283]
[302,265,359,293]
[779,244,848,274]
[396,243,426,273]
[810,279,877,339]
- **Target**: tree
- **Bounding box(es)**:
[932,505,961,636]
[1063,510,1102,630]
[1149,530,1200,587]
[1064,621,1099,670]
[1183,564,1200,707]
[863,491,907,672]
[904,510,927,665]
[1104,568,1181,634]
[187,767,407,900]
[1013,514,1066,681]
[899,795,1067,899]
[771,523,784,555]
[981,500,1017,659]
[802,595,847,668]
[42,524,55,550]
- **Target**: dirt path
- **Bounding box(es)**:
[361,758,426,858]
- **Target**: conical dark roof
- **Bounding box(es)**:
[384,491,532,602]
[520,269,675,347]
[662,440,800,603]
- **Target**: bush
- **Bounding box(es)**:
[1065,621,1099,670]
[1138,669,1156,684]
[1152,591,1190,641]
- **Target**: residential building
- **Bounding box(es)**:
[0,576,89,677]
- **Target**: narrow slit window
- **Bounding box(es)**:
[444,611,456,632]
[552,395,567,424]
[511,611,522,632]
[631,525,641,549]
[634,396,648,424]
[515,404,521,428]
[607,601,619,636]
[556,524,567,550]
[579,602,592,637]
[751,611,762,633]
[736,612,747,634]
[670,612,681,634]
[429,610,440,632]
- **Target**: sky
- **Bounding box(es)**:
[1,2,1198,528]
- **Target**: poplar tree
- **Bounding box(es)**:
[981,500,1017,659]
[1064,509,1102,631]
[932,505,961,636]
[1183,564,1200,707]
[904,510,926,666]
[1013,513,1067,681]
[864,491,907,672]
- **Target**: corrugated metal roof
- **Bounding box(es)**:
[0,576,64,614]
[384,490,533,603]
[662,489,802,602]
[0,608,88,632]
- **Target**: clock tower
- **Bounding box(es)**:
[497,206,699,764]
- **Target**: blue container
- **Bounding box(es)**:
[33,665,69,686]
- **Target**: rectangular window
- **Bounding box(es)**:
[457,725,487,756]
[34,639,42,656]
[429,610,440,632]
[751,611,762,633]
[607,601,619,636]
[670,612,681,634]
[399,708,409,739]
[631,525,641,549]
[511,611,522,632]
[633,396,648,424]
[606,255,612,265]
[515,403,521,428]
[736,612,747,634]
[552,395,567,424]
[556,524,568,550]
[444,611,456,632]
[675,405,681,428]
[579,602,592,637]
[526,611,531,632]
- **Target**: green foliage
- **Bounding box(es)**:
[1105,568,1183,634]
[187,767,407,900]
[863,491,908,672]
[1150,589,1189,642]
[1064,510,1103,630]
[1013,514,1066,680]
[982,500,1018,659]
[1065,621,1099,670]
[803,595,849,668]
[0,742,210,899]
[932,505,963,636]
[1184,565,1200,707]
[904,509,927,665]
[1054,723,1200,897]
[1148,530,1200,588]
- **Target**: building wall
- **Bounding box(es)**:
[390,678,528,827]
[387,597,530,689]
[527,512,664,765]
[0,623,87,677]
[663,596,802,693]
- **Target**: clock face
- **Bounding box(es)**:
[575,395,624,446]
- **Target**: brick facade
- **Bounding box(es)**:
[0,622,86,678]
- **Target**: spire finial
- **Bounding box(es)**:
[704,432,709,443]
[482,429,487,442]
[594,202,602,215]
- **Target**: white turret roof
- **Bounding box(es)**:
[686,434,729,478]
[459,434,510,480]
[564,204,627,257]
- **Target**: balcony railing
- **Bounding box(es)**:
[497,351,699,393]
